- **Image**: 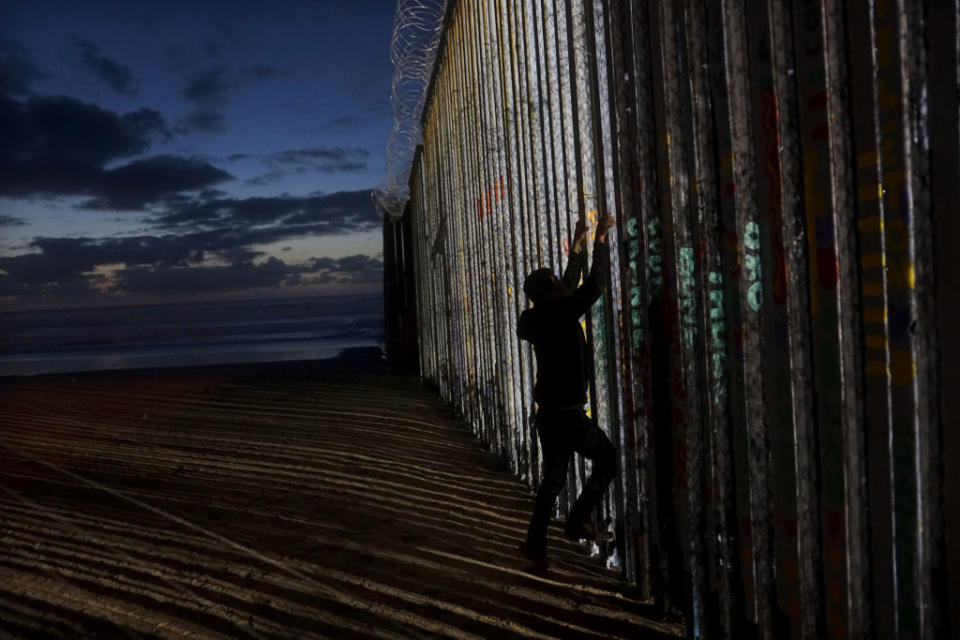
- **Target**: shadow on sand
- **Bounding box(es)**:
[0,351,682,639]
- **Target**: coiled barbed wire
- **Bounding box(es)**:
[375,0,447,219]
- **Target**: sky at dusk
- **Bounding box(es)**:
[0,0,396,310]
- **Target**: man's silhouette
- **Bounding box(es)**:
[517,215,617,572]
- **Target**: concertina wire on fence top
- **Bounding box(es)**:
[383,0,959,638]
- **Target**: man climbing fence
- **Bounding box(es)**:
[516,214,618,573]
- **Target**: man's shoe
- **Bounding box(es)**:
[518,542,549,573]
[564,520,613,544]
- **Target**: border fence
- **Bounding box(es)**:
[382,0,958,638]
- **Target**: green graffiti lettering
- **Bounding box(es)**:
[711,321,724,344]
[742,221,763,312]
[713,352,726,380]
[748,281,762,311]
[744,220,761,250]
[678,247,696,347]
[744,252,761,282]
[708,269,727,406]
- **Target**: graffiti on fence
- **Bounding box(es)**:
[392,1,955,637]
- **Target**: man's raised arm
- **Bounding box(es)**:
[561,218,588,290]
[562,215,615,318]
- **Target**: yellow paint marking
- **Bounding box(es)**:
[722,153,734,177]
[891,349,916,387]
[887,259,916,290]
[865,334,888,350]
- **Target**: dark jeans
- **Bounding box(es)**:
[525,406,617,548]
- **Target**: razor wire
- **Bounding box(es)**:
[376,0,448,219]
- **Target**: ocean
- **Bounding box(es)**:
[0,294,384,377]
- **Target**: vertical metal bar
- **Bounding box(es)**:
[897,3,940,638]
[647,0,705,626]
[588,0,627,570]
[603,0,646,587]
[680,0,738,634]
[552,0,585,515]
[762,0,828,637]
[844,0,897,635]
[788,0,862,633]
[928,0,960,636]
[541,0,572,266]
[495,0,514,468]
[707,0,768,633]
[451,16,480,435]
[505,0,532,476]
[623,0,666,604]
[873,0,925,634]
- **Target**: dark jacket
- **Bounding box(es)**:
[516,240,609,408]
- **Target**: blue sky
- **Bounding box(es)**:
[0,0,396,309]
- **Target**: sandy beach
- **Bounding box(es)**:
[0,352,682,639]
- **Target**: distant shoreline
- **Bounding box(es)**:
[0,346,389,382]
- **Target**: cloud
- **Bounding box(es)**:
[0,93,232,208]
[183,63,290,107]
[179,109,226,133]
[151,189,377,230]
[244,170,287,187]
[0,233,221,296]
[80,155,233,210]
[324,115,367,130]
[0,93,167,169]
[269,147,369,172]
[0,229,382,300]
[114,257,298,294]
[74,40,138,95]
[161,44,194,71]
[0,189,377,296]
[1,190,377,282]
[111,252,381,296]
[241,147,369,184]
[319,254,383,284]
[240,64,291,81]
[0,38,44,96]
[184,66,232,105]
[0,214,27,226]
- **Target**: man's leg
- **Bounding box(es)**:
[565,412,617,532]
[525,426,571,549]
